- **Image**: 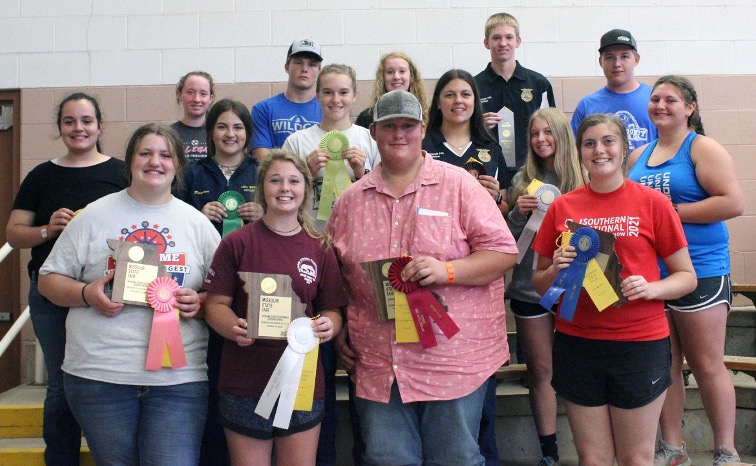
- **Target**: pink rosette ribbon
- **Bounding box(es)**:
[387,256,460,349]
[145,277,187,370]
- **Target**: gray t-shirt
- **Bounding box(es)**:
[40,190,220,386]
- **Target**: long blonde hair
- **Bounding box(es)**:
[255,149,326,243]
[510,108,586,202]
[368,52,428,124]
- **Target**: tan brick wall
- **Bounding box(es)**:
[14,73,756,324]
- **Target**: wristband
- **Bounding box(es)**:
[495,192,503,205]
[445,261,455,284]
[41,225,49,240]
[81,283,91,307]
[198,295,205,310]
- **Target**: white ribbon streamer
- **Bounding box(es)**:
[516,184,561,264]
[255,317,318,429]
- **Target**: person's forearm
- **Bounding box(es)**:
[449,250,515,286]
[38,273,84,307]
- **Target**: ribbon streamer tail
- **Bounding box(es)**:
[273,353,306,429]
[255,348,300,420]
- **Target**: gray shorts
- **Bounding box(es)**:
[219,390,324,440]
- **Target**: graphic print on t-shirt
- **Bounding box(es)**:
[568,216,640,238]
[635,171,672,198]
[297,257,318,284]
[118,220,192,286]
[271,115,318,140]
[615,110,648,148]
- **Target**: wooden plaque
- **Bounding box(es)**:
[239,272,307,340]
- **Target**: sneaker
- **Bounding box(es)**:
[713,445,740,466]
[654,439,692,466]
[537,457,558,466]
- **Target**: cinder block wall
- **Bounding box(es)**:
[16,74,756,322]
[5,1,755,375]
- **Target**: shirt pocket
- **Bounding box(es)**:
[410,214,453,258]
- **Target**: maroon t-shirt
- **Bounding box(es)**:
[205,220,348,399]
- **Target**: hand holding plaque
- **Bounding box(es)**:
[108,239,165,306]
[238,272,307,339]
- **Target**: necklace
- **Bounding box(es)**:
[263,220,301,234]
[217,162,241,177]
[445,137,470,152]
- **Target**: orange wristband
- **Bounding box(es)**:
[198,295,205,309]
[445,261,455,284]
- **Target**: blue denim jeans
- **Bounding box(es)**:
[355,380,487,466]
[64,374,208,466]
[29,273,82,466]
[479,375,501,466]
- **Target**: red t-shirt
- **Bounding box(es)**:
[532,180,687,341]
[204,220,348,398]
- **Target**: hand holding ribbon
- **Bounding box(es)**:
[388,256,459,350]
[342,146,367,179]
[516,181,561,264]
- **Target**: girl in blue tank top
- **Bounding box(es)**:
[627,75,744,466]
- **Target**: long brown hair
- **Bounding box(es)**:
[255,150,325,242]
[510,108,586,202]
[653,75,705,135]
[575,113,628,185]
[368,52,428,124]
[124,123,186,191]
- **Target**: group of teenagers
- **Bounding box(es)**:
[6,10,745,466]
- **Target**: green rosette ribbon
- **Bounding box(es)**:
[218,190,245,236]
[317,131,352,221]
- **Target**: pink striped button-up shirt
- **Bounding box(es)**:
[327,153,517,403]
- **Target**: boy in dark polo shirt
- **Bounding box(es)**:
[476,12,555,181]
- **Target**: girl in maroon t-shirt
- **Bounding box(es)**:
[205,150,345,466]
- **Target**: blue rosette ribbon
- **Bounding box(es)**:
[539,227,601,322]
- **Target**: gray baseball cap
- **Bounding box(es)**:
[599,29,637,53]
[287,38,322,61]
[373,90,423,123]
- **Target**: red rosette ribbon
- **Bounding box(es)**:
[387,256,460,349]
[144,277,187,371]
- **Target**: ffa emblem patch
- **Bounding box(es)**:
[521,88,533,102]
[477,149,492,162]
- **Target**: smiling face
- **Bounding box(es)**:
[371,117,425,172]
[530,116,556,159]
[484,24,521,65]
[212,110,247,159]
[649,83,694,131]
[177,75,213,119]
[383,57,411,92]
[263,160,306,216]
[59,99,102,154]
[285,55,321,92]
[599,45,640,91]
[129,133,176,195]
[579,123,625,185]
[438,78,475,125]
[318,72,357,124]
